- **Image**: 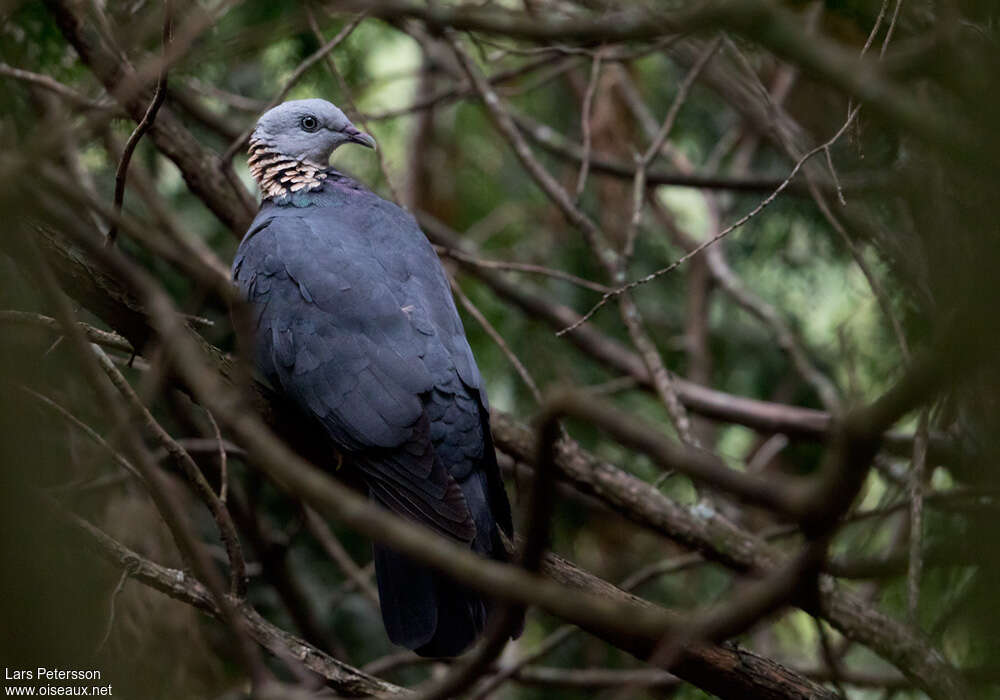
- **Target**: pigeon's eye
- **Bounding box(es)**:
[300,115,320,132]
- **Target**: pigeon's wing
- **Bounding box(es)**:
[233,212,476,543]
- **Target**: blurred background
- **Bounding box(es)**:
[1,0,999,698]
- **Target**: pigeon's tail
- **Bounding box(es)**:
[373,544,484,657]
[372,472,521,657]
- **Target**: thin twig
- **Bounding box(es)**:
[22,386,143,482]
[365,54,562,121]
[205,407,228,503]
[473,35,674,59]
[617,298,698,445]
[815,619,848,699]
[106,0,172,246]
[1,310,133,354]
[624,38,721,258]
[747,433,790,472]
[515,109,795,194]
[907,409,929,624]
[644,38,720,165]
[880,0,906,59]
[574,48,604,201]
[303,508,381,608]
[96,564,133,654]
[0,62,112,109]
[436,245,613,294]
[451,277,543,404]
[184,77,268,112]
[472,625,577,699]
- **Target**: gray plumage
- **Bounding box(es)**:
[232,99,517,656]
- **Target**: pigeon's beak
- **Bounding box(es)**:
[344,125,376,150]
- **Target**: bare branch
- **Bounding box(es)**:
[65,512,405,696]
[0,62,112,109]
[451,277,543,404]
[0,310,133,354]
[106,0,172,246]
[573,48,604,201]
[91,345,247,597]
[908,409,929,623]
[436,246,612,294]
[302,508,381,609]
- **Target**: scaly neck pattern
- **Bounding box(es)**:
[248,137,328,199]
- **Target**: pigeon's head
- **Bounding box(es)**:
[251,98,376,164]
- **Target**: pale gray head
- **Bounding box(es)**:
[251,98,375,164]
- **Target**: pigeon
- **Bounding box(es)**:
[232,99,518,657]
